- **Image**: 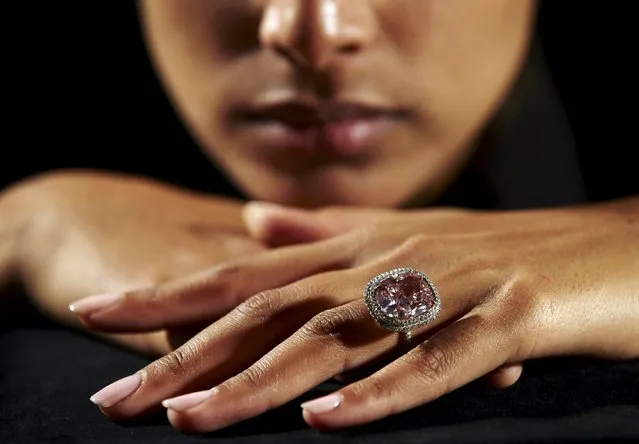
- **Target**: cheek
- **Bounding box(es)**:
[388,0,535,142]
[140,1,250,119]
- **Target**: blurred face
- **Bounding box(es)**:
[139,0,535,207]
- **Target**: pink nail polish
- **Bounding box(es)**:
[69,293,121,315]
[90,373,142,408]
[162,390,214,412]
[301,393,344,414]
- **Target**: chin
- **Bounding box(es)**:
[239,170,412,208]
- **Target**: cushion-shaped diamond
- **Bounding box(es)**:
[374,272,435,321]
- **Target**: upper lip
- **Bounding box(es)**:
[237,97,409,129]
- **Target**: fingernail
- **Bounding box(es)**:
[244,201,282,221]
[162,390,214,412]
[69,293,121,315]
[301,393,344,414]
[90,373,142,408]
[249,201,284,211]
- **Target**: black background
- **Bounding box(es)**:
[2,1,638,199]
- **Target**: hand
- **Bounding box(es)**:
[78,198,639,431]
[241,201,526,384]
[0,171,265,355]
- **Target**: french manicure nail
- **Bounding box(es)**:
[69,293,121,315]
[90,373,142,408]
[162,390,214,412]
[301,393,344,414]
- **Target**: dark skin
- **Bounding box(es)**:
[0,0,637,434]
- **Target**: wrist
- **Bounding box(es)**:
[0,171,76,288]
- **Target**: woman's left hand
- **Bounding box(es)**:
[72,199,639,432]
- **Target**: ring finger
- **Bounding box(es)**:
[162,265,482,432]
[303,309,516,430]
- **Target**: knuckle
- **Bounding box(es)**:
[300,304,360,340]
[301,312,342,339]
[228,361,276,412]
[349,375,403,414]
[235,364,268,391]
[161,350,189,374]
[411,340,454,387]
[154,340,203,376]
[233,288,285,323]
[367,377,392,399]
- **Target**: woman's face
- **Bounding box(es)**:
[139,0,535,207]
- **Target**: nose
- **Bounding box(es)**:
[259,0,376,70]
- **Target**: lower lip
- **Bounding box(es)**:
[245,118,396,156]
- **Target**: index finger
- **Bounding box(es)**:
[70,235,359,331]
[86,271,349,419]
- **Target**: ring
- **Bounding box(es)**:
[363,267,441,344]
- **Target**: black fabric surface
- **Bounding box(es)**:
[1,322,638,444]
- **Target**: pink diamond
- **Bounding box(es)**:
[374,272,435,321]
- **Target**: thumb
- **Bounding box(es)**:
[242,202,343,247]
[243,202,396,247]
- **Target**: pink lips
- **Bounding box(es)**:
[237,100,408,156]
[250,118,392,156]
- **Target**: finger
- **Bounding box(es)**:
[90,246,489,422]
[87,273,348,420]
[69,236,356,332]
[162,301,388,432]
[162,263,478,433]
[243,202,395,247]
[301,312,515,430]
[481,363,523,388]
